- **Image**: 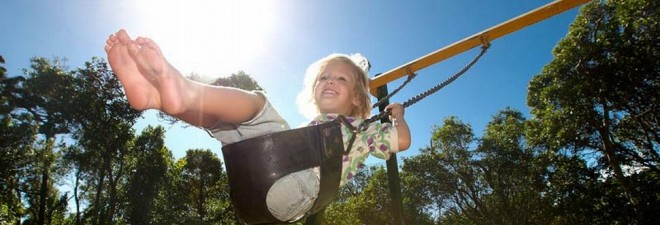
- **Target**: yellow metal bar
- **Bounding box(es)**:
[369,0,590,95]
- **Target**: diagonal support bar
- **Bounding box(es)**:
[369,0,591,95]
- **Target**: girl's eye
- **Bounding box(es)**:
[319,76,328,81]
[338,77,347,81]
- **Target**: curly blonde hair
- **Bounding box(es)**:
[297,53,372,120]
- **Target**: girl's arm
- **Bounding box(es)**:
[386,103,411,151]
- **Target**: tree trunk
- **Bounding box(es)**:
[198,177,206,223]
[596,103,640,215]
[13,176,22,225]
[106,161,119,224]
[599,127,642,214]
[38,138,54,225]
[74,169,81,225]
[38,169,48,225]
[93,160,107,225]
[105,138,127,225]
[106,176,116,224]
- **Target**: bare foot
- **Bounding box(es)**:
[126,35,190,115]
[105,30,161,111]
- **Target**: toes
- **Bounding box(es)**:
[135,37,150,46]
[104,44,113,53]
[136,37,162,55]
[127,41,141,58]
[116,29,133,44]
[106,38,115,47]
[105,34,119,53]
[135,37,146,44]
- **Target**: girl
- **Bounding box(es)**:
[105,29,411,222]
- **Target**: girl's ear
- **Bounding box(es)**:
[352,96,361,107]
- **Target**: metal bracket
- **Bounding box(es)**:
[480,35,491,49]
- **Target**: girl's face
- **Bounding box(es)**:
[314,61,360,116]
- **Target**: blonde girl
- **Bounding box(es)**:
[105,29,410,222]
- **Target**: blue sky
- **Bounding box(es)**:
[1,0,585,166]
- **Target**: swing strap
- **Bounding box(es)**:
[334,115,358,155]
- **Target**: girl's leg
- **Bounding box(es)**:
[266,169,319,222]
[106,29,264,128]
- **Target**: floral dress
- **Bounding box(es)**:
[309,113,399,186]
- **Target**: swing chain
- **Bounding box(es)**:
[371,72,417,109]
[367,44,491,124]
[401,44,489,109]
[331,44,489,155]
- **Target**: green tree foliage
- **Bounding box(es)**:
[403,116,480,224]
[323,165,435,225]
[17,57,75,225]
[527,0,659,222]
[124,126,171,225]
[476,109,553,224]
[151,156,188,225]
[0,55,140,225]
[354,167,405,225]
[66,57,140,225]
[324,166,386,225]
[403,110,556,225]
[321,199,361,225]
[1,55,39,224]
[177,149,234,224]
[210,70,264,91]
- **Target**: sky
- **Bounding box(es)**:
[1,0,586,167]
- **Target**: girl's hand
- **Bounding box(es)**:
[385,103,405,122]
[385,103,411,150]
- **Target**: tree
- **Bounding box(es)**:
[19,57,75,225]
[403,116,483,224]
[475,109,552,224]
[354,167,394,224]
[67,57,140,225]
[323,166,380,225]
[0,55,39,224]
[527,0,659,221]
[178,149,233,224]
[151,156,189,225]
[209,70,264,91]
[124,126,171,225]
[402,110,557,225]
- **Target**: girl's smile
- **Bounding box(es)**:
[314,61,360,116]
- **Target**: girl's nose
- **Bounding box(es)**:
[327,78,336,84]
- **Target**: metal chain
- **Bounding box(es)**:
[371,73,417,109]
[362,44,491,127]
[334,44,490,154]
[402,44,489,108]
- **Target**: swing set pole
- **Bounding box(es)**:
[369,0,591,95]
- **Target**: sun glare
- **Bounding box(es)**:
[134,0,277,78]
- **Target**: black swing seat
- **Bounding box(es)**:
[221,121,345,224]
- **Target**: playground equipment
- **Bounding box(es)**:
[221,1,591,224]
